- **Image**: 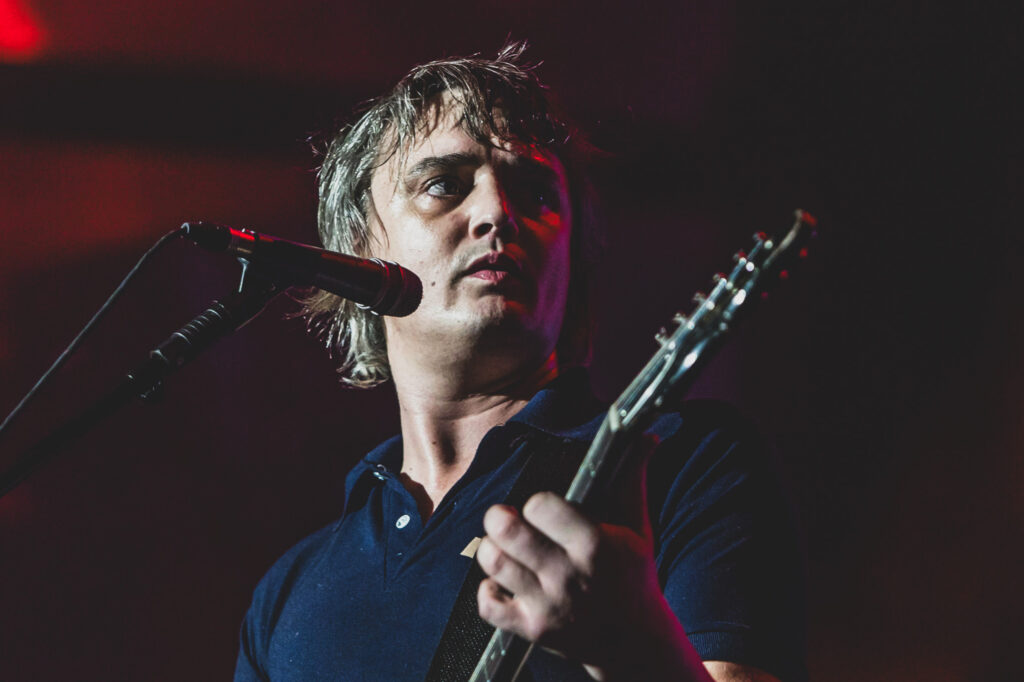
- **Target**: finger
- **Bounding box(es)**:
[477,577,528,634]
[521,492,602,570]
[482,504,567,574]
[475,536,543,597]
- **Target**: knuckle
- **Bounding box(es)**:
[575,525,602,564]
[489,548,510,575]
[477,585,498,620]
[523,491,558,520]
[547,563,588,609]
[550,556,579,591]
[526,597,573,643]
[484,505,519,541]
[480,542,518,581]
[568,568,594,599]
[523,619,545,642]
[476,538,497,571]
[517,607,549,642]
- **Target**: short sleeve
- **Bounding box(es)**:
[234,603,269,682]
[232,523,337,682]
[646,402,807,682]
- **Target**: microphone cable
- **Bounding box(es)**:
[0,226,186,447]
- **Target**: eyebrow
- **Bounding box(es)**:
[403,150,560,183]
[404,152,483,180]
[516,156,561,185]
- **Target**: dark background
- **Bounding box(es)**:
[1,2,1020,680]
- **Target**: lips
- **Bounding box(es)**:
[462,252,523,282]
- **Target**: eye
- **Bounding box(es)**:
[515,179,561,214]
[532,183,558,209]
[424,176,465,198]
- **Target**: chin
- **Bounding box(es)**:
[474,307,558,356]
[466,295,539,331]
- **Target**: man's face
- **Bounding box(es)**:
[367,101,572,370]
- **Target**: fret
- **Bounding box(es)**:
[469,628,533,682]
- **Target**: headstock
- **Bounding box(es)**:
[613,209,818,427]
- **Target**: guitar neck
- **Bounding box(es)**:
[465,308,720,682]
[468,628,534,682]
[463,210,817,682]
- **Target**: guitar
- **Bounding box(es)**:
[467,209,818,682]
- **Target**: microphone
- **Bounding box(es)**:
[181,222,422,317]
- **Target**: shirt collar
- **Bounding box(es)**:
[506,366,605,440]
[341,367,605,518]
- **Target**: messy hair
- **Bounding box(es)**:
[303,42,599,388]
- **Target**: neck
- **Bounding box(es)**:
[390,351,558,520]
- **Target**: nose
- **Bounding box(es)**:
[468,174,518,242]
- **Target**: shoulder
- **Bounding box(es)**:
[645,400,773,521]
[240,521,339,652]
[644,401,808,682]
[648,398,762,453]
[253,521,337,602]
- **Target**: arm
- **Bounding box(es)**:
[476,493,781,682]
[476,410,805,682]
[476,489,712,681]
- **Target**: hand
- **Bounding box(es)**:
[475,438,712,681]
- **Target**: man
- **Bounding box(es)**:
[235,44,805,682]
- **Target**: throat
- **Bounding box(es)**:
[391,354,560,520]
[399,472,439,521]
[399,460,470,521]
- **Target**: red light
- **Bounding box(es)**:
[779,269,790,280]
[0,0,47,60]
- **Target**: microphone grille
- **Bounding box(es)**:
[374,261,422,317]
[181,222,232,251]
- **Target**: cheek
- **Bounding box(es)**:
[387,228,463,308]
[533,225,573,317]
[546,217,572,277]
[553,239,573,308]
[370,211,447,277]
[531,193,572,288]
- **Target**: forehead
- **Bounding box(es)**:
[379,96,567,181]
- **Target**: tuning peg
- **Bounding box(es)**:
[672,312,687,325]
[732,250,747,263]
[712,272,733,292]
[655,327,669,346]
[695,292,716,311]
[752,231,767,242]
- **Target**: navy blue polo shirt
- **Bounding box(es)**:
[234,370,807,681]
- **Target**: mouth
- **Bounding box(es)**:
[461,252,523,283]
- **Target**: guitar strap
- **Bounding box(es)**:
[424,432,589,682]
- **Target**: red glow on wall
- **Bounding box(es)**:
[0,0,47,60]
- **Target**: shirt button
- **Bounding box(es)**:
[395,514,411,529]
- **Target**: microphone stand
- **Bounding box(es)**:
[0,261,282,499]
